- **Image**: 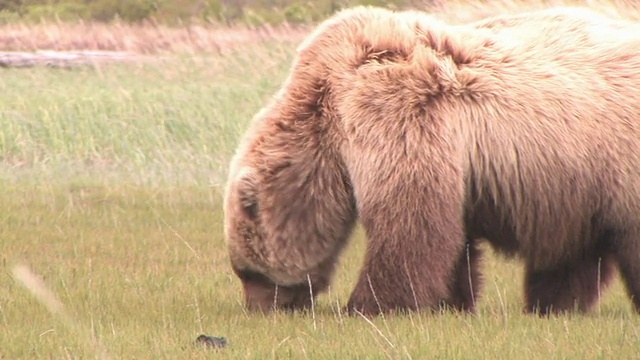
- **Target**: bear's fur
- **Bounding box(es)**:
[223,5,640,316]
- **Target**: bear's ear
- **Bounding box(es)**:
[236,168,259,220]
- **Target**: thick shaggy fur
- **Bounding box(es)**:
[223,5,640,316]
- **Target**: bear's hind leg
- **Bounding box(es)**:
[444,239,484,313]
[524,254,616,316]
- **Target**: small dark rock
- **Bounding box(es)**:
[195,334,228,349]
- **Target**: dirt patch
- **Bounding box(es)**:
[0,50,141,68]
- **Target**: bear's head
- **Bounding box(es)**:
[224,140,357,312]
[222,43,359,312]
[223,6,462,313]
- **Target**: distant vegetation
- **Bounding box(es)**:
[0,0,423,25]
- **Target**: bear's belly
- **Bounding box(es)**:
[464,190,520,256]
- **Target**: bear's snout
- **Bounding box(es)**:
[235,268,313,313]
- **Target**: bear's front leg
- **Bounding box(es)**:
[345,205,466,315]
[343,147,467,316]
[335,42,473,314]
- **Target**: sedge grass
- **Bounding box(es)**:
[0,41,297,187]
[2,184,639,359]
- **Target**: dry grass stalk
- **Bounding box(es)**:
[0,21,311,54]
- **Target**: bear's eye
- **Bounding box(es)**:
[243,201,258,219]
[239,191,258,220]
[236,169,259,220]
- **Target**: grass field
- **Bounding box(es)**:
[3,1,640,359]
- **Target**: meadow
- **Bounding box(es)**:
[2,1,640,359]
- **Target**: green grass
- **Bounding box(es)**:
[2,37,640,360]
[0,42,296,187]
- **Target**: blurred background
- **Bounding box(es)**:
[0,0,424,25]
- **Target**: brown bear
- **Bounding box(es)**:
[223,5,640,316]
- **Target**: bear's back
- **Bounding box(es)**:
[443,9,640,265]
